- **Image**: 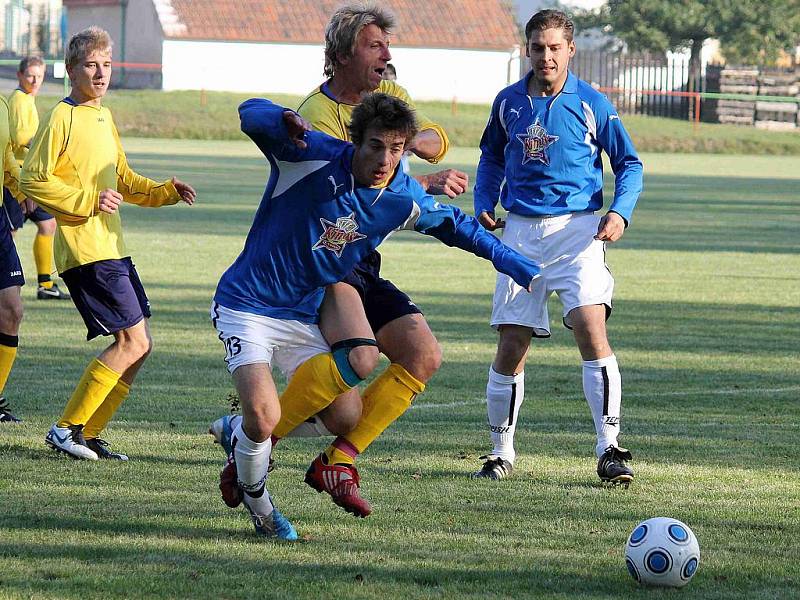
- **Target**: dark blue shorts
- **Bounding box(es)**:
[3,186,54,230]
[0,203,24,291]
[61,257,151,340]
[341,250,422,334]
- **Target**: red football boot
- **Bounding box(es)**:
[219,456,242,508]
[304,453,372,517]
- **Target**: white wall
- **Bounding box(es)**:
[384,47,520,103]
[162,40,520,103]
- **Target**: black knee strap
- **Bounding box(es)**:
[331,338,378,387]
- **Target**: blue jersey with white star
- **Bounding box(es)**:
[474,71,643,224]
[214,98,539,323]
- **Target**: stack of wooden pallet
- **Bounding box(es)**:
[755,71,799,131]
[716,66,758,125]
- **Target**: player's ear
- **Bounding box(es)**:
[568,40,576,57]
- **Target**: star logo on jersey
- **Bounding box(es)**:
[516,118,559,166]
[312,212,367,258]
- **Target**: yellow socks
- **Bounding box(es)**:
[33,233,55,288]
[83,379,131,439]
[0,336,19,393]
[326,363,425,463]
[272,352,352,439]
[57,359,121,428]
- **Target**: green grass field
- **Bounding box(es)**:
[34,89,800,155]
[1,140,798,599]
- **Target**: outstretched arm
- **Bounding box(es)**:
[401,190,539,290]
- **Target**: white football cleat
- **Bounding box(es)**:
[45,424,99,460]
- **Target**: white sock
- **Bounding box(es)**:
[582,354,622,457]
[486,366,524,464]
[232,423,273,516]
[286,416,332,438]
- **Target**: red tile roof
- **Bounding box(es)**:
[163,0,521,50]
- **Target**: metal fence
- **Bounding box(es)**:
[570,50,701,120]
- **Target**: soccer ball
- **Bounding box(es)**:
[624,517,700,587]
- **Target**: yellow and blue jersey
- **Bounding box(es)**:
[7,88,38,165]
[475,71,643,224]
[298,79,448,163]
[213,99,539,324]
[20,98,180,273]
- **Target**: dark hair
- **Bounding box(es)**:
[348,93,418,146]
[525,9,574,43]
[18,55,45,73]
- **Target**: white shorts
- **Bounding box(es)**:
[211,302,330,375]
[490,212,614,337]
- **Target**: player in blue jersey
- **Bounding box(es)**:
[471,10,643,485]
[213,93,539,537]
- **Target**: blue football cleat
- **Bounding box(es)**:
[243,494,298,541]
[209,414,240,456]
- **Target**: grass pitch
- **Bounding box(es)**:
[1,140,798,599]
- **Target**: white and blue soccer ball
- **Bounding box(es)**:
[625,517,700,587]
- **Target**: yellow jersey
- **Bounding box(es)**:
[297,79,449,163]
[1,96,23,202]
[20,99,180,273]
[7,88,38,165]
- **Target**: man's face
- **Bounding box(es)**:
[527,27,575,91]
[340,24,392,93]
[68,49,112,103]
[352,126,406,187]
[18,64,45,96]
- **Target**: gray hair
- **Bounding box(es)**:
[324,2,396,78]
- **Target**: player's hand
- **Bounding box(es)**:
[478,211,505,231]
[419,169,469,198]
[283,110,311,149]
[594,211,626,242]
[98,189,123,214]
[22,198,38,216]
[172,177,196,205]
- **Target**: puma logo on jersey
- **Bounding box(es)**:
[328,175,344,195]
[508,107,522,118]
[312,212,367,258]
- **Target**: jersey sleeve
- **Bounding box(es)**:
[240,98,345,163]
[3,141,24,202]
[20,114,97,221]
[592,96,643,224]
[388,82,449,164]
[112,121,180,207]
[8,93,37,156]
[473,94,508,218]
[400,180,539,288]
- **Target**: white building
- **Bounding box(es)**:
[62,0,523,103]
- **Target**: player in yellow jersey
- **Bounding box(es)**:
[0,96,26,423]
[6,56,70,300]
[248,3,469,517]
[20,27,196,460]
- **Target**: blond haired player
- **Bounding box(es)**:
[21,27,196,460]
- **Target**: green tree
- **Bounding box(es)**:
[576,0,800,85]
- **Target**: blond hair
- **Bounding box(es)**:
[65,26,113,67]
[324,2,395,78]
